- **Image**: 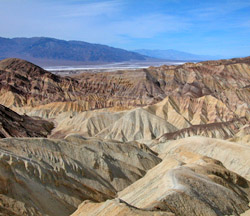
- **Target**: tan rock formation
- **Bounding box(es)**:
[51,110,124,139]
[50,97,247,143]
[118,155,250,216]
[71,199,174,216]
[71,137,250,216]
[94,108,177,142]
[0,135,161,216]
[145,95,240,127]
[241,209,250,216]
[152,136,250,180]
[229,124,250,144]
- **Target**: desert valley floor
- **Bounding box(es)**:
[0,57,250,216]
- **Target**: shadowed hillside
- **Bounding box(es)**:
[0,104,53,138]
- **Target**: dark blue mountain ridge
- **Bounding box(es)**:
[0,37,148,66]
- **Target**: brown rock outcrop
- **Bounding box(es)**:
[158,117,248,141]
[0,58,80,108]
[0,104,53,138]
[0,58,164,111]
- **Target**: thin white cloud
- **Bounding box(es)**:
[187,0,250,20]
[59,0,123,17]
[108,14,190,38]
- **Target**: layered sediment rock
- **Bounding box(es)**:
[0,104,53,138]
[0,57,249,118]
[0,58,164,111]
[71,136,250,216]
[50,96,247,143]
[0,57,249,143]
[0,135,160,216]
[72,148,250,216]
[0,57,250,216]
[158,117,248,141]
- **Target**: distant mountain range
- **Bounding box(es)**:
[0,36,228,67]
[134,49,224,61]
[0,37,147,66]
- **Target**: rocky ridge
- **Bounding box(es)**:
[0,135,160,216]
[0,57,249,143]
[49,95,248,143]
[0,57,249,116]
[118,154,250,216]
[152,136,250,180]
[0,104,53,138]
[73,136,250,216]
[71,199,174,216]
[0,57,250,216]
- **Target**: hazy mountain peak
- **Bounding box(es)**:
[134,49,225,61]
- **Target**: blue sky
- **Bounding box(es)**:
[0,0,249,57]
